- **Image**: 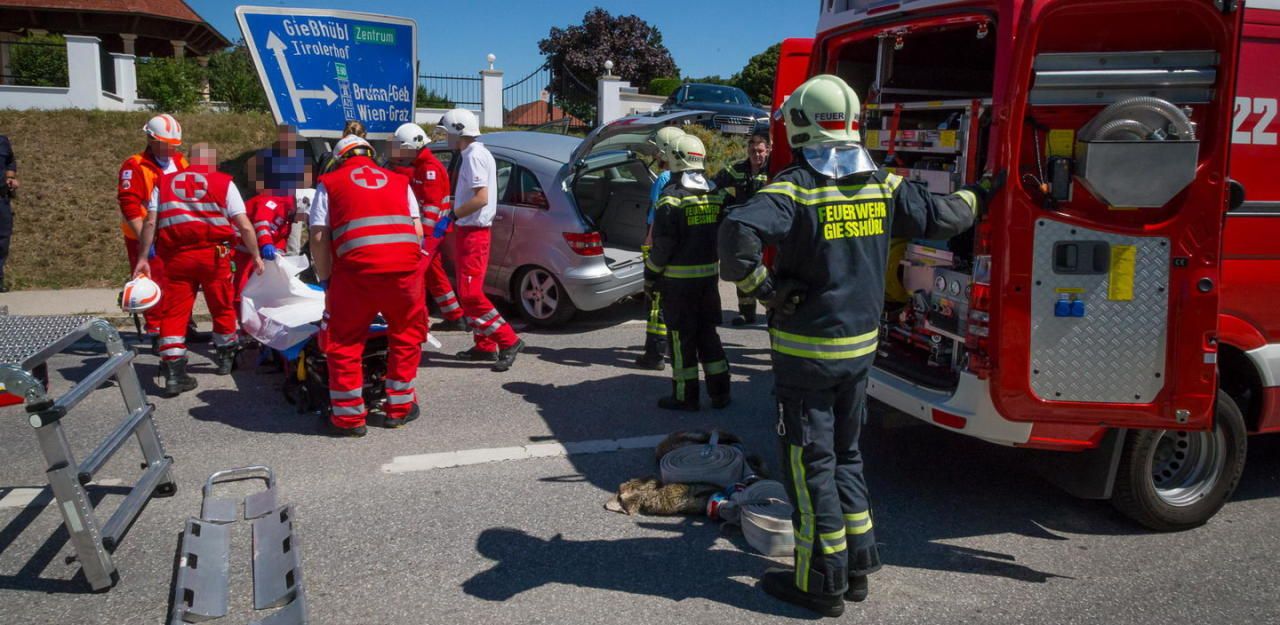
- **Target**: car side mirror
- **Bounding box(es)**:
[1227,178,1246,211]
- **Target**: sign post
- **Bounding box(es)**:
[236,6,417,139]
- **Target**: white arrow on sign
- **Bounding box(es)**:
[266,31,338,123]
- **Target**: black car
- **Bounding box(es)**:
[660,83,770,135]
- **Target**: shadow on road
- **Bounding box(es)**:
[0,484,131,593]
[463,522,816,619]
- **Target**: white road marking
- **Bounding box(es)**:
[382,434,668,474]
[0,488,44,510]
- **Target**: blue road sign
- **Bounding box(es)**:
[236,6,418,138]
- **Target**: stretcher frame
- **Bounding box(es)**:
[0,315,176,591]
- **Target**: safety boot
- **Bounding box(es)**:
[492,339,526,372]
[657,396,699,412]
[634,351,665,371]
[159,358,198,398]
[456,347,499,362]
[761,568,844,617]
[844,575,869,602]
[383,403,421,429]
[215,345,239,376]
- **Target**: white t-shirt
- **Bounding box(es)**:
[148,178,247,218]
[454,141,498,227]
[308,182,419,228]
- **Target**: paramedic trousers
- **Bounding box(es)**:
[453,226,519,352]
[126,238,166,335]
[325,267,426,429]
[422,234,463,326]
[660,278,729,404]
[776,364,881,597]
[156,245,238,362]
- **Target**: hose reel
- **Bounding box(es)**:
[1075,96,1201,208]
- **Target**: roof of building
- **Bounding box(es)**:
[0,0,230,57]
[505,100,585,128]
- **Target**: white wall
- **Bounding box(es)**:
[0,35,141,111]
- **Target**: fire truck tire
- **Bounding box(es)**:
[1111,391,1247,531]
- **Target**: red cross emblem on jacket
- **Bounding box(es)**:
[351,166,387,190]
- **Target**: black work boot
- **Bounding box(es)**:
[159,358,198,398]
[761,568,845,617]
[383,403,421,429]
[456,347,498,362]
[492,339,526,372]
[844,574,869,602]
[432,317,468,332]
[215,345,239,376]
[321,420,367,438]
[657,396,699,412]
[634,351,665,370]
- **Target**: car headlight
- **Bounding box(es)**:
[756,115,770,123]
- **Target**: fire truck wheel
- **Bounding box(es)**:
[1111,391,1247,532]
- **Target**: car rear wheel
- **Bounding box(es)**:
[1111,391,1247,531]
[514,266,577,327]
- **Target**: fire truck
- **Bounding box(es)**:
[771,0,1278,530]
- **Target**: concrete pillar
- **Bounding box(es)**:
[196,55,210,102]
[480,69,504,129]
[64,35,104,109]
[597,75,629,127]
[110,52,137,107]
[170,40,186,59]
[120,33,137,56]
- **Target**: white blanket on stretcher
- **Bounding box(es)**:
[239,255,324,351]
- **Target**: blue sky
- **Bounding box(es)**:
[187,1,820,81]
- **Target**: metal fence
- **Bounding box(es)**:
[502,61,589,130]
[0,39,69,87]
[417,72,481,109]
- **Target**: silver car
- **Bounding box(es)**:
[429,111,710,326]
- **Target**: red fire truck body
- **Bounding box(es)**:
[773,0,1276,529]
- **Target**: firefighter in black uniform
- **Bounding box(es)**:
[715,131,772,325]
[646,134,731,411]
[636,126,685,370]
[719,74,991,616]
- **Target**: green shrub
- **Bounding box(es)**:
[415,85,454,108]
[137,57,207,113]
[208,46,268,113]
[9,34,68,87]
[682,124,746,178]
[647,77,681,97]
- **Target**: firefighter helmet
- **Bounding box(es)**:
[780,74,862,148]
[143,114,183,146]
[438,108,481,138]
[668,134,707,173]
[121,275,162,313]
[333,135,373,160]
[649,126,686,161]
[394,123,429,150]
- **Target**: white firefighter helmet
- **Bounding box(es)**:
[437,108,481,138]
[668,134,707,173]
[649,126,686,162]
[394,122,429,150]
[780,74,863,149]
[121,275,162,313]
[333,135,374,160]
[143,113,183,146]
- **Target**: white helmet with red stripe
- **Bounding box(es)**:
[121,275,162,313]
[143,113,183,146]
[668,134,707,173]
[780,74,862,149]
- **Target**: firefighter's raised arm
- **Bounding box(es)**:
[889,172,989,240]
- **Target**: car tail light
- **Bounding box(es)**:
[965,255,993,378]
[563,232,604,256]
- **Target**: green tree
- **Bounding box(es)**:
[539,8,679,124]
[207,45,269,113]
[683,75,734,86]
[415,85,454,108]
[647,77,681,97]
[9,34,68,87]
[735,43,781,106]
[137,57,207,113]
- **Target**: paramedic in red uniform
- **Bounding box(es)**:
[390,122,467,332]
[133,143,263,396]
[233,185,296,304]
[437,108,526,372]
[309,136,426,438]
[118,114,189,338]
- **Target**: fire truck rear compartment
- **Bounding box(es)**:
[833,21,996,391]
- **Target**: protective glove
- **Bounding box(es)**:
[260,244,277,260]
[970,170,1007,207]
[148,244,157,260]
[432,211,455,239]
[759,277,806,319]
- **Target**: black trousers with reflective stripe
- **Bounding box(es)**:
[776,362,881,596]
[661,278,729,404]
[643,290,667,356]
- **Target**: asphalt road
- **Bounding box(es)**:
[2,283,1279,625]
